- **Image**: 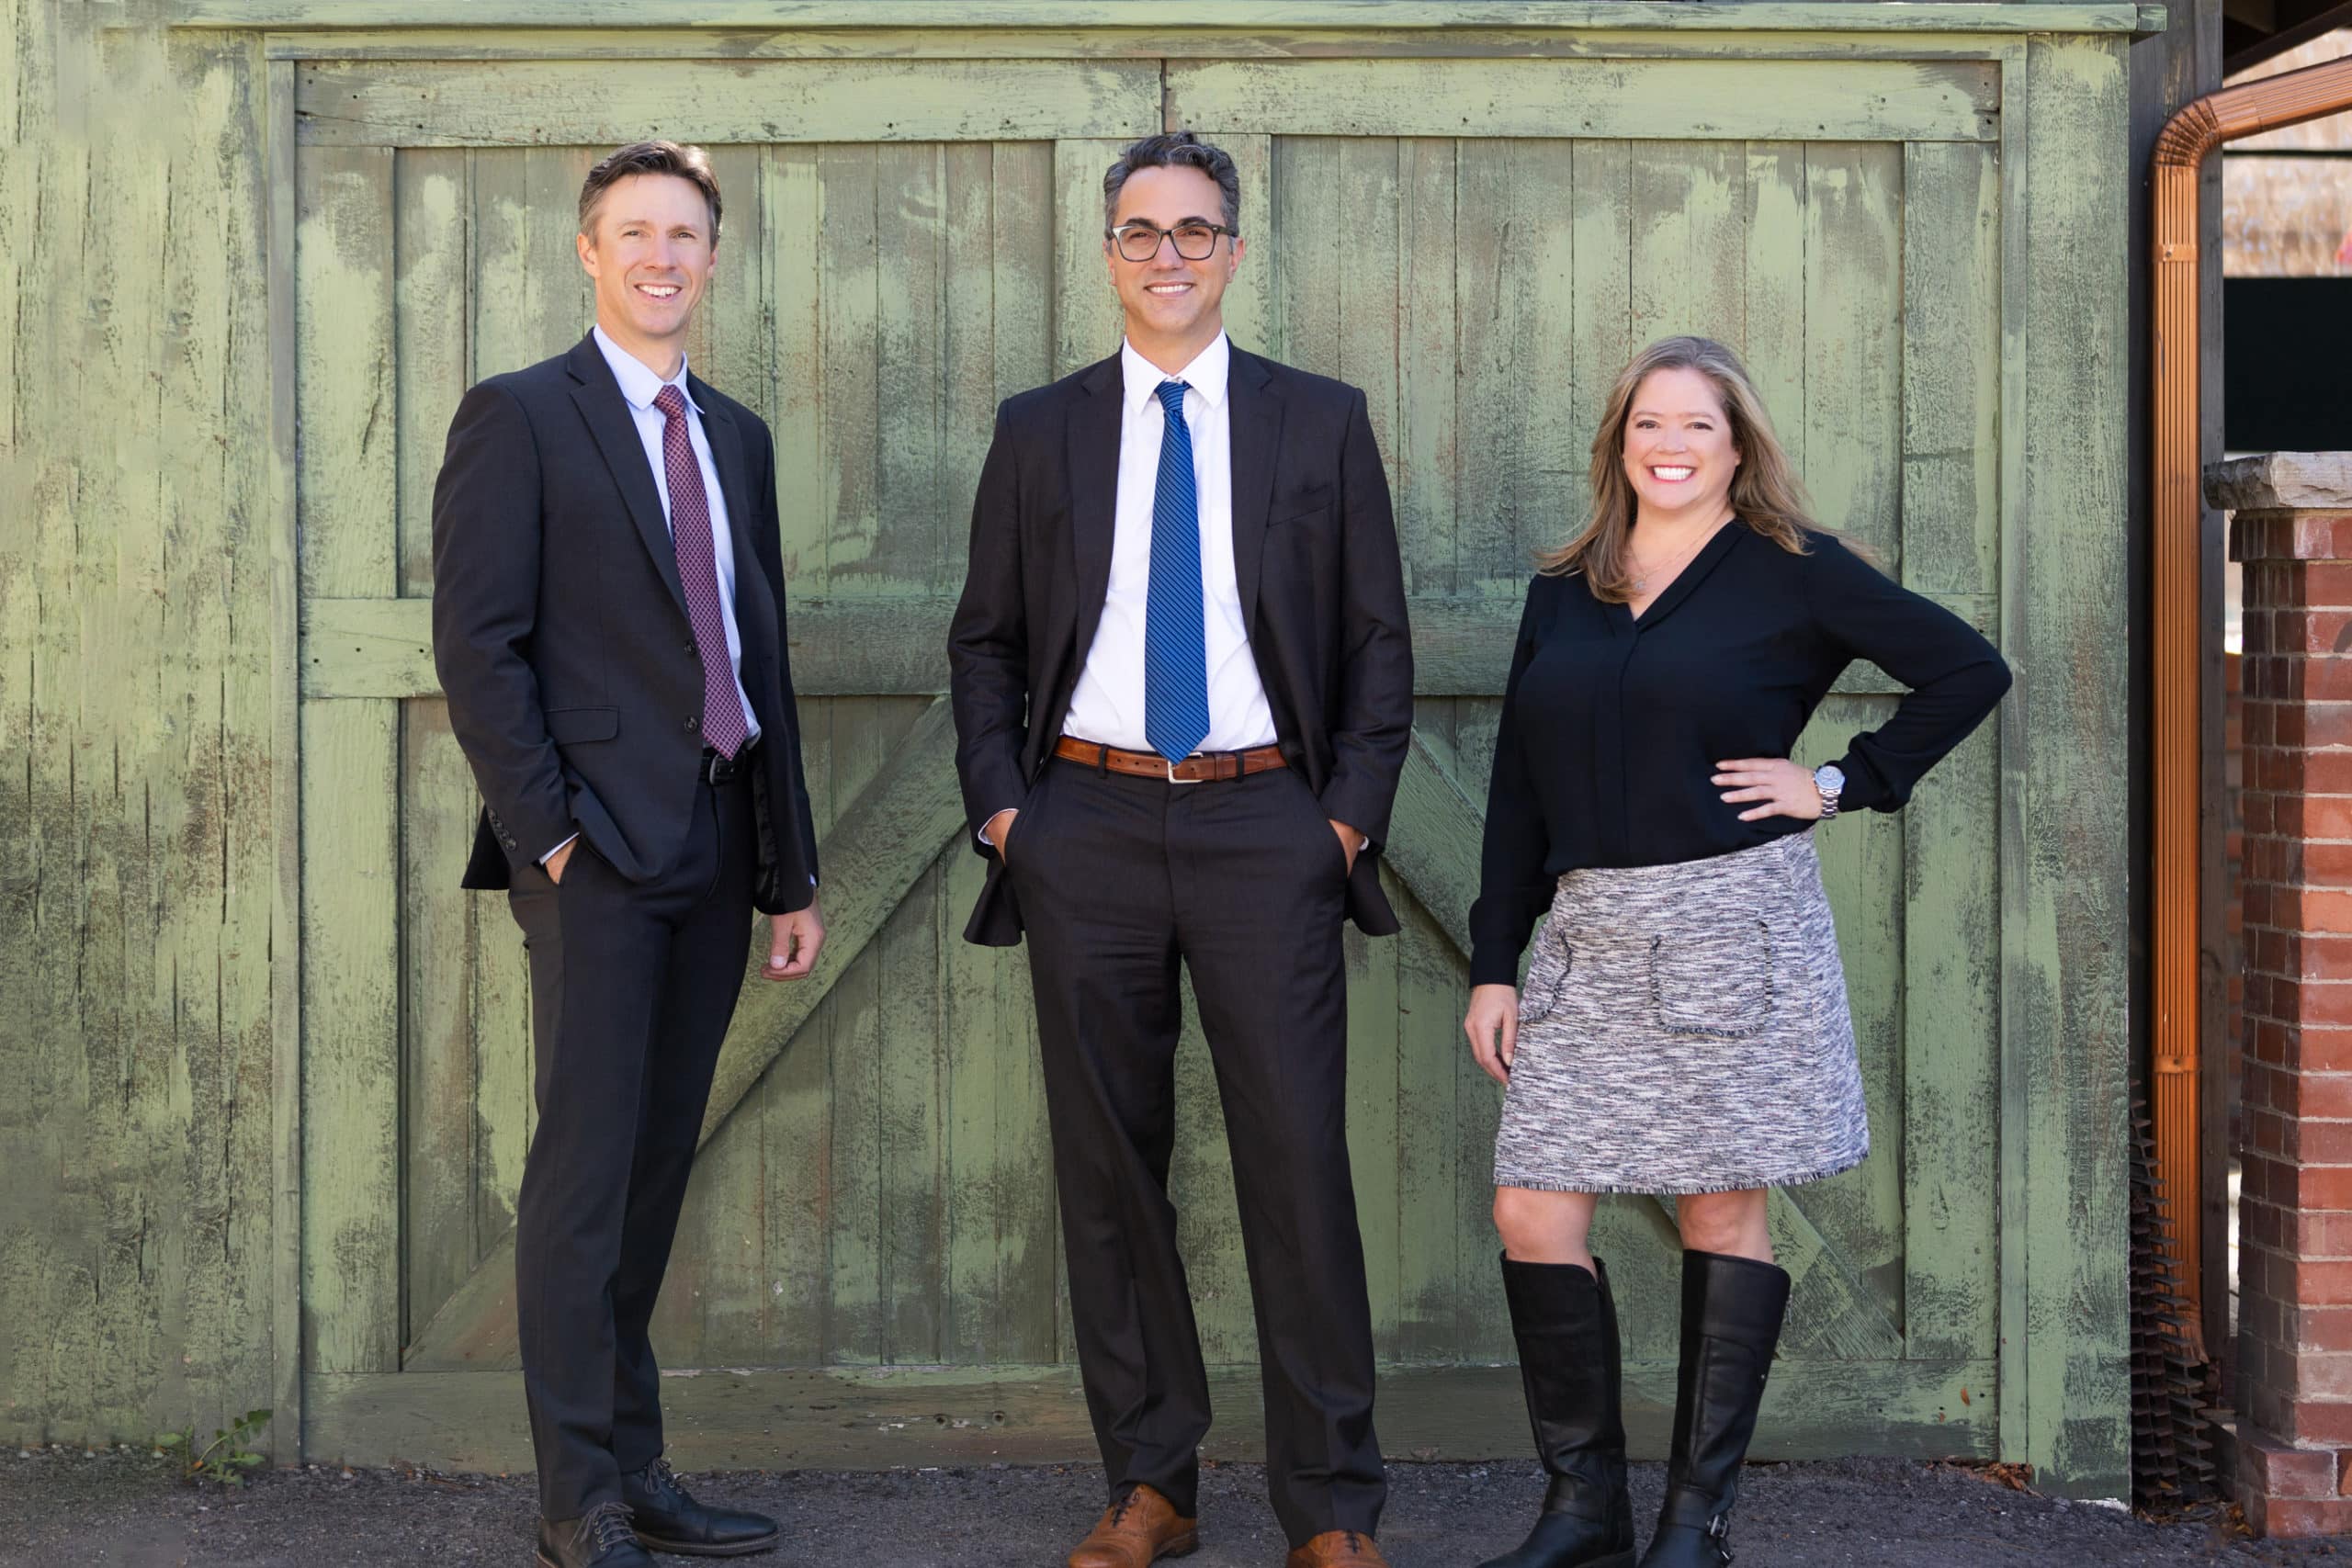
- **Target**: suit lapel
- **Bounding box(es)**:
[566,333,687,617]
[1227,347,1282,634]
[1066,354,1124,670]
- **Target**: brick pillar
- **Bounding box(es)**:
[2223,452,2352,1536]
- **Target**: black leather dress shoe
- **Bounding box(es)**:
[537,1501,654,1568]
[623,1456,784,1557]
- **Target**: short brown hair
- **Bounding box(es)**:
[578,141,723,243]
[1102,131,1240,233]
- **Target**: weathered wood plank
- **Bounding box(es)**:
[1994,40,2033,1470]
[295,141,403,1379]
[764,143,825,585]
[1899,141,2004,1364]
[1565,138,1634,570]
[1999,34,2132,1498]
[818,147,883,593]
[1396,138,1459,595]
[1384,734,1485,957]
[821,700,889,1364]
[1802,142,1905,564]
[1902,140,2003,599]
[1902,724,2005,1362]
[191,1,2159,35]
[1629,139,1746,351]
[304,593,1989,701]
[1268,135,1340,379]
[1741,142,1809,478]
[304,1358,1999,1473]
[394,148,469,596]
[1457,140,1581,581]
[469,145,597,385]
[1331,137,1404,534]
[299,699,404,1376]
[756,694,842,1368]
[391,146,481,1348]
[1053,139,1127,380]
[246,24,2154,67]
[297,60,1163,147]
[298,145,397,601]
[850,705,942,1363]
[873,143,949,596]
[1170,60,1999,141]
[399,702,485,1346]
[987,141,1057,465]
[1215,133,1277,362]
[265,49,308,1460]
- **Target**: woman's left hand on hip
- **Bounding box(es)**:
[1712,757,1824,823]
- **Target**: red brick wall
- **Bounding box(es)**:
[2234,513,2352,1535]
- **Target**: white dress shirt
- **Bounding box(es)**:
[1063,332,1278,753]
[541,327,762,864]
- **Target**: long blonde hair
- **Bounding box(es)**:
[1539,336,1830,600]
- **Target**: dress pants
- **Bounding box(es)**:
[506,762,756,1520]
[1007,755,1386,1549]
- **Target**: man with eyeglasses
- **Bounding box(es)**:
[948,131,1413,1568]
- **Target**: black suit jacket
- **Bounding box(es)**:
[430,333,819,915]
[947,344,1414,946]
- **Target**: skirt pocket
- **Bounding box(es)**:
[1517,921,1574,1025]
[1646,919,1775,1039]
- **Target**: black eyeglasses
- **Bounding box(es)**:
[1106,221,1238,263]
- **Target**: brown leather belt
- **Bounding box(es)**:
[1053,736,1287,783]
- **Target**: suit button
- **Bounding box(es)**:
[684,643,695,657]
[684,715,699,731]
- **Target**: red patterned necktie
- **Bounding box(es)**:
[653,384,748,760]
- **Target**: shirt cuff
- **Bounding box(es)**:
[978,807,1016,848]
[539,831,578,865]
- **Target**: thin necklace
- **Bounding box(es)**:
[1629,516,1727,594]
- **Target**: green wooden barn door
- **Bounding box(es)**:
[292,51,2006,1468]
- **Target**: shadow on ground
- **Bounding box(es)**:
[2,1448,2342,1566]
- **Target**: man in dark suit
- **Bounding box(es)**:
[948,132,1414,1568]
[432,141,824,1568]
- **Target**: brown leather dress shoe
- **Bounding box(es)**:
[1285,1530,1391,1568]
[1067,1483,1199,1568]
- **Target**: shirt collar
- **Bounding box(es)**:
[594,323,699,416]
[1120,332,1229,418]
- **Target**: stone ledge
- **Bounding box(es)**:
[2211,453,2352,514]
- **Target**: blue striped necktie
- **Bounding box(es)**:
[1144,380,1211,764]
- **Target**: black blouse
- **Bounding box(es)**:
[1467,524,2011,987]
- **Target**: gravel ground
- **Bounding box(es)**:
[3,1447,2347,1566]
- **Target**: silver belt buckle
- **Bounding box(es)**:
[1165,753,1206,785]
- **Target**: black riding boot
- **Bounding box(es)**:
[1638,1249,1792,1567]
[1476,1254,1636,1568]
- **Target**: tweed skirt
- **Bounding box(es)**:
[1492,828,1870,1195]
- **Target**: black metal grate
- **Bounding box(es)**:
[2131,1100,2224,1512]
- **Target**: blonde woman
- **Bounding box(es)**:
[1461,337,2009,1568]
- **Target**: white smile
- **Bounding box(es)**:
[1650,465,1695,482]
[636,283,682,299]
[1145,282,1193,296]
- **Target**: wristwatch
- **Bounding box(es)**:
[1813,762,1846,820]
